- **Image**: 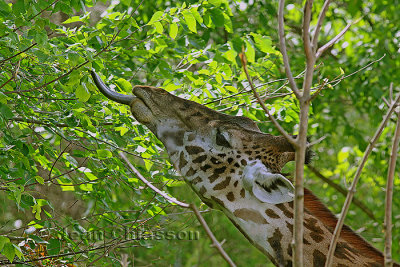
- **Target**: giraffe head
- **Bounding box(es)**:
[91,71,312,205]
[91,71,305,169]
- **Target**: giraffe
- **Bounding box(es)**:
[90,70,398,267]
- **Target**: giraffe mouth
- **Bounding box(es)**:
[129,92,154,124]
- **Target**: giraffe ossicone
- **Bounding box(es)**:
[90,70,399,267]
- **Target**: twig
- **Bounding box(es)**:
[384,83,400,267]
[307,165,376,220]
[278,0,301,98]
[310,78,328,101]
[190,204,237,267]
[239,52,297,147]
[119,152,237,267]
[0,43,37,65]
[312,0,332,52]
[325,91,400,267]
[9,117,114,128]
[120,152,188,208]
[316,18,360,59]
[0,60,20,89]
[302,0,314,61]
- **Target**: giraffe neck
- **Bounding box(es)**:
[169,137,386,266]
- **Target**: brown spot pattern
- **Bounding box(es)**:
[199,186,206,195]
[276,203,293,218]
[213,176,231,191]
[265,209,280,219]
[186,146,205,155]
[179,151,187,169]
[313,250,326,266]
[186,167,196,177]
[226,192,235,201]
[240,188,245,198]
[193,155,207,163]
[191,176,201,185]
[267,229,284,265]
[233,208,268,224]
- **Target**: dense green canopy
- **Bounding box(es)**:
[0,0,399,265]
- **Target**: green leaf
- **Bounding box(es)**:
[75,84,91,102]
[209,9,224,27]
[84,172,97,181]
[0,103,13,119]
[32,203,42,220]
[250,33,275,54]
[57,180,75,191]
[0,0,11,12]
[29,234,48,244]
[116,78,132,92]
[154,21,163,34]
[96,149,112,159]
[190,8,203,24]
[245,40,255,63]
[130,17,139,28]
[12,0,25,15]
[47,239,61,256]
[12,244,23,259]
[223,13,232,33]
[115,126,129,136]
[62,15,82,24]
[34,176,44,185]
[35,31,48,46]
[79,183,93,191]
[2,242,15,263]
[209,0,223,7]
[0,236,10,252]
[147,11,163,25]
[169,23,178,39]
[182,10,196,33]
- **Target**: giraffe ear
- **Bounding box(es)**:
[242,161,294,204]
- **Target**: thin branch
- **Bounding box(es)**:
[9,117,114,128]
[310,78,328,101]
[190,204,237,267]
[120,152,189,208]
[119,152,237,267]
[312,0,332,52]
[278,0,301,98]
[384,84,400,267]
[0,43,37,65]
[302,0,314,62]
[239,52,297,148]
[325,91,400,267]
[307,165,376,220]
[316,18,360,59]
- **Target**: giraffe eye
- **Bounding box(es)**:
[216,129,231,148]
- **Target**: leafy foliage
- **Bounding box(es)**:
[0,0,399,265]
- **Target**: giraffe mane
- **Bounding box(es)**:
[303,187,391,264]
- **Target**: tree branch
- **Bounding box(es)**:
[119,152,237,267]
[316,18,360,59]
[190,204,237,267]
[312,0,332,52]
[384,84,400,267]
[302,0,314,62]
[325,91,400,267]
[278,0,301,98]
[239,52,297,148]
